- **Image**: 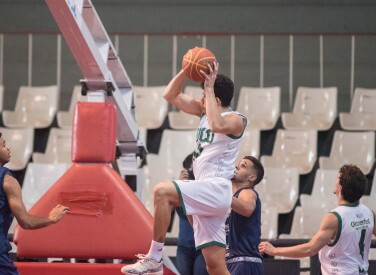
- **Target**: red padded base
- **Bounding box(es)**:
[14,164,153,259]
[15,262,175,275]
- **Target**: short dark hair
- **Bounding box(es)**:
[214,74,234,107]
[243,155,264,185]
[182,152,194,170]
[339,164,367,203]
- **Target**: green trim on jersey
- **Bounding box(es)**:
[202,111,248,140]
[226,115,248,139]
[226,133,243,139]
[173,181,186,215]
[339,201,360,207]
[328,211,342,247]
[196,241,226,251]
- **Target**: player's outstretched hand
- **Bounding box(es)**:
[258,241,276,256]
[48,204,70,223]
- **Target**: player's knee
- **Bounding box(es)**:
[153,182,170,201]
[205,262,221,275]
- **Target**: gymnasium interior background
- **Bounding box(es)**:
[0,0,376,273]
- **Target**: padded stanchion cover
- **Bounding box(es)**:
[72,102,116,163]
[13,163,153,259]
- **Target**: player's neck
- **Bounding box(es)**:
[219,106,232,113]
[232,181,253,193]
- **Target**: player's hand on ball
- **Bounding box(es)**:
[201,61,219,93]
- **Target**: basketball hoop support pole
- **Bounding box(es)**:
[46,0,147,200]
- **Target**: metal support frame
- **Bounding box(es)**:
[46,0,147,199]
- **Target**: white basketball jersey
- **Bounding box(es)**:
[192,111,246,180]
[319,203,374,275]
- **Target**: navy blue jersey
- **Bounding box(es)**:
[225,186,263,260]
[0,167,14,254]
[0,166,19,275]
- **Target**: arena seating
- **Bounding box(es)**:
[261,206,279,239]
[361,169,376,213]
[236,86,281,130]
[57,85,86,129]
[32,128,72,164]
[1,81,374,274]
[235,127,260,163]
[261,129,317,174]
[1,127,34,171]
[339,87,376,131]
[300,169,338,211]
[319,130,375,175]
[2,85,59,129]
[133,85,168,129]
[281,86,337,131]
[258,167,299,214]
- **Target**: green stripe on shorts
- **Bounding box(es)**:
[173,181,186,215]
[196,241,226,251]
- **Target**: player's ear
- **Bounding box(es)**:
[215,97,221,106]
[248,174,257,183]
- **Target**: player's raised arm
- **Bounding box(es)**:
[163,69,203,117]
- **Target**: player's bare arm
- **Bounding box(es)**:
[259,212,338,258]
[231,189,257,217]
[4,175,69,229]
[163,69,202,116]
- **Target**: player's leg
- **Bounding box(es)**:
[201,245,230,275]
[121,181,180,275]
[153,181,181,242]
[193,250,209,275]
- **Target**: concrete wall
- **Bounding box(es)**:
[0,1,376,111]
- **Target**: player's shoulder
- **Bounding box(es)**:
[3,174,20,191]
[237,187,257,199]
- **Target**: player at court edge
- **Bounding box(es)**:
[0,132,70,275]
[121,59,247,275]
[259,164,376,275]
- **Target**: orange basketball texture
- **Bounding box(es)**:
[182,47,217,82]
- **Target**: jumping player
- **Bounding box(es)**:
[259,164,376,275]
[121,61,246,275]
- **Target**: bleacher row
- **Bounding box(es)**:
[1,84,376,265]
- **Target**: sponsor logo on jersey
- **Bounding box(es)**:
[351,218,371,227]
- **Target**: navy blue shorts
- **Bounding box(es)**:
[0,254,19,275]
[227,261,264,275]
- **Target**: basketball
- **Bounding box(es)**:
[182,47,217,82]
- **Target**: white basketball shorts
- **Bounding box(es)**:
[173,177,232,250]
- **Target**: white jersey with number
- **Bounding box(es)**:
[319,202,374,275]
[192,111,246,181]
